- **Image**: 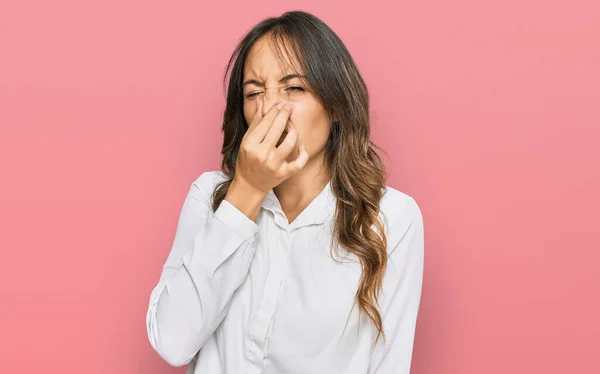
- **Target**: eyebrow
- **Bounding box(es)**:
[242,74,306,88]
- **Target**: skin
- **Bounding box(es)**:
[237,34,332,223]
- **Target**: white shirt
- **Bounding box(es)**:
[146,170,424,374]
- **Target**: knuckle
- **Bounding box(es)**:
[266,161,279,173]
[256,152,268,164]
[240,143,252,154]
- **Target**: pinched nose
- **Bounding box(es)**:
[262,97,291,116]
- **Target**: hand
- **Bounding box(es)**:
[234,97,309,195]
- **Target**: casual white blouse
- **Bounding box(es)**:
[146,170,424,374]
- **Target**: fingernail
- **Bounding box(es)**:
[284,103,292,111]
[277,103,285,110]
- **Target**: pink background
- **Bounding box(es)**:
[1,1,599,373]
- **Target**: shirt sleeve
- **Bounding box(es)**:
[146,172,260,367]
[368,196,425,374]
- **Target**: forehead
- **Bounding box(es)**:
[243,35,302,79]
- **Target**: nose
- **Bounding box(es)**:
[261,87,286,116]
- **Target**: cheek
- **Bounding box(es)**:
[289,104,330,145]
[243,104,253,125]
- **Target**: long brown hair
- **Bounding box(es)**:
[210,11,389,344]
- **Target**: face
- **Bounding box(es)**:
[242,35,331,162]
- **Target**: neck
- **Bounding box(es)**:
[273,149,330,208]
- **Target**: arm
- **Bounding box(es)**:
[368,197,425,374]
[146,172,260,367]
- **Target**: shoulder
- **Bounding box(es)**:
[379,184,424,253]
[379,184,423,227]
[190,170,229,199]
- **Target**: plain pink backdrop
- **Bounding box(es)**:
[1,1,599,373]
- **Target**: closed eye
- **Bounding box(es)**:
[245,86,305,99]
[286,86,305,92]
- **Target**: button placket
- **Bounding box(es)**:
[244,230,289,372]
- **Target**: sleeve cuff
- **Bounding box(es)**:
[213,199,259,241]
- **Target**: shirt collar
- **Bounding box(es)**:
[262,180,334,230]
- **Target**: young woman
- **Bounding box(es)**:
[146,10,424,374]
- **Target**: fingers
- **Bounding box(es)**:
[246,96,264,135]
[272,120,298,162]
[242,98,308,178]
[262,103,292,148]
[282,143,309,175]
[247,98,283,143]
[273,120,308,175]
[250,96,263,128]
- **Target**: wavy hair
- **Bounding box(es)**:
[210,11,389,344]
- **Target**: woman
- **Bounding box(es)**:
[146,10,424,374]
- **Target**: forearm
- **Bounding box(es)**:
[146,198,259,366]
